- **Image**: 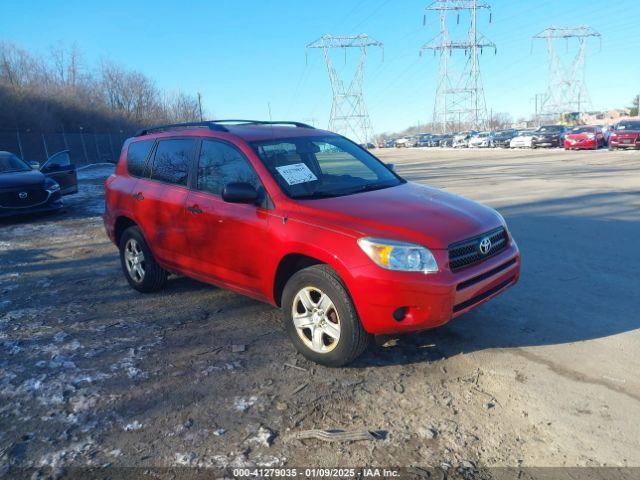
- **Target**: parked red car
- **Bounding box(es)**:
[104,120,520,366]
[564,125,605,150]
[608,120,640,150]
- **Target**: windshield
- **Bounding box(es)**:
[251,136,403,200]
[570,127,594,134]
[537,125,563,133]
[0,152,31,173]
[518,130,533,136]
[617,121,640,130]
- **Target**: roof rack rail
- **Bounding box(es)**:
[134,119,316,137]
[135,121,228,137]
[214,119,315,129]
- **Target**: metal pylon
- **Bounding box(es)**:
[307,34,383,144]
[421,0,496,133]
[532,26,601,116]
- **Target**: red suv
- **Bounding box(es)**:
[104,120,520,366]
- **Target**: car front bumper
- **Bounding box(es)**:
[565,138,597,149]
[610,139,640,149]
[532,137,561,147]
[0,198,63,218]
[347,239,521,335]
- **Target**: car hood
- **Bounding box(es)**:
[291,182,503,249]
[512,135,533,141]
[566,133,592,140]
[0,169,46,189]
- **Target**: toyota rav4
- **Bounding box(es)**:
[104,120,521,366]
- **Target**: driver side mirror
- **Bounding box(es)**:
[386,163,396,172]
[222,182,260,205]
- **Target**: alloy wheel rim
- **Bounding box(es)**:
[292,286,341,354]
[124,239,146,283]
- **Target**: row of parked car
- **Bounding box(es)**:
[381,119,640,151]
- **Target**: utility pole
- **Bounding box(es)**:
[421,0,496,133]
[197,92,203,122]
[307,34,383,144]
[533,26,601,118]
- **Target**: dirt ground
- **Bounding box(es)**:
[1,148,639,477]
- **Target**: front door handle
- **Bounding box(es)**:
[187,205,203,214]
[132,192,144,201]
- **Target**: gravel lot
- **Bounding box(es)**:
[1,148,639,476]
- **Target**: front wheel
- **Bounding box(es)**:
[282,265,369,367]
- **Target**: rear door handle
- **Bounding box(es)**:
[187,205,203,214]
[133,192,144,201]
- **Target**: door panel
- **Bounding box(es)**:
[183,138,273,298]
[132,178,190,266]
[131,138,196,268]
[185,190,271,296]
[41,151,78,195]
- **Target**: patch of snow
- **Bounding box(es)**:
[123,420,143,432]
[174,452,197,466]
[247,426,275,447]
[234,396,258,412]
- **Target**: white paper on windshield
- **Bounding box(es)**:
[276,163,318,185]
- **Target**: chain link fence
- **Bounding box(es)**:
[0,130,131,166]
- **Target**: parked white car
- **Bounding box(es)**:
[509,130,536,148]
[395,137,415,148]
[452,131,477,148]
[468,131,494,148]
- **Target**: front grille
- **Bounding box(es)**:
[0,188,49,208]
[448,227,508,272]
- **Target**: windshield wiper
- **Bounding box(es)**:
[337,183,393,196]
[293,191,341,200]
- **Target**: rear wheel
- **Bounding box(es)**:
[119,226,167,293]
[282,265,369,367]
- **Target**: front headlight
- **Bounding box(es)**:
[45,180,60,193]
[357,237,438,273]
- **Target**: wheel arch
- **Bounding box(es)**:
[272,251,352,307]
[114,216,138,246]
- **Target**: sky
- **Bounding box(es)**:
[1,0,638,133]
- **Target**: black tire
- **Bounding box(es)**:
[282,265,369,367]
[119,226,167,293]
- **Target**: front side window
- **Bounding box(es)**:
[197,140,260,195]
[0,152,30,173]
[127,140,154,178]
[251,136,403,199]
[149,139,194,186]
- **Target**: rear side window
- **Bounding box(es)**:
[197,140,260,195]
[126,140,154,177]
[149,139,195,186]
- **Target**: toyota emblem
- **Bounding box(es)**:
[18,192,28,199]
[478,237,492,255]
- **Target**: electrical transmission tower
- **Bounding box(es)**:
[532,26,601,117]
[421,1,496,133]
[307,34,382,144]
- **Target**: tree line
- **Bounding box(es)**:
[0,42,204,133]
